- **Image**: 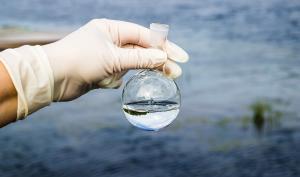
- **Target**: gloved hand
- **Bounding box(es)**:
[0,19,189,119]
[43,19,188,101]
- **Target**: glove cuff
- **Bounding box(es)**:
[0,45,54,119]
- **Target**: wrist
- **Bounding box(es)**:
[0,60,18,126]
[0,45,54,119]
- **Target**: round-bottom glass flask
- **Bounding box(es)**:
[122,70,180,131]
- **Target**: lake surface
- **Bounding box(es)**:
[0,0,300,176]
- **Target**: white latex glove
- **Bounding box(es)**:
[0,19,189,119]
[43,19,189,101]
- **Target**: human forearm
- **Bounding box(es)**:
[0,60,17,127]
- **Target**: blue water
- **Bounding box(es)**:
[0,0,300,177]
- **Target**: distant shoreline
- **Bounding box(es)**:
[0,27,68,51]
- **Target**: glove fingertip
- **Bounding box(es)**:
[163,60,182,79]
[166,41,189,63]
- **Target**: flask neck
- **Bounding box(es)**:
[150,23,169,50]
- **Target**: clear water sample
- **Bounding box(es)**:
[123,100,180,131]
[122,70,181,131]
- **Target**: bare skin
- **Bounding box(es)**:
[0,60,17,127]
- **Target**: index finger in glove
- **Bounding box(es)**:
[95,19,189,63]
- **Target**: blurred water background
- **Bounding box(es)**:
[1,0,300,176]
